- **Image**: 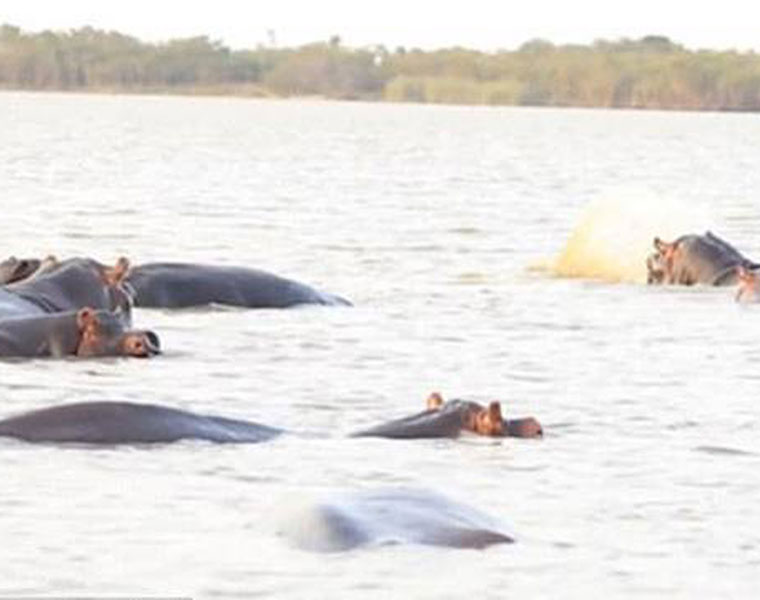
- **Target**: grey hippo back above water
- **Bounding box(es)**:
[124,262,351,309]
[0,401,281,444]
[0,255,351,309]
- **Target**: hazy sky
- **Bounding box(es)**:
[3,0,760,52]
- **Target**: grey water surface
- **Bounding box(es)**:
[1,92,759,598]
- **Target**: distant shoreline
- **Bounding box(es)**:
[4,86,760,115]
[2,24,760,112]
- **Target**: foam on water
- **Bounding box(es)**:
[550,191,714,283]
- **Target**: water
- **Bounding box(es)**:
[1,92,759,598]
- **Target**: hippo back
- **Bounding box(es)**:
[0,401,282,444]
[126,263,349,308]
[351,405,466,439]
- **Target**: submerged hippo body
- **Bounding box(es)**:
[351,396,543,440]
[0,401,282,444]
[280,488,514,552]
[125,263,350,309]
[0,257,132,321]
[0,308,159,359]
[647,232,758,286]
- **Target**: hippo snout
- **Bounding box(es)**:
[505,417,543,438]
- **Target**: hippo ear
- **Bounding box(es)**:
[737,265,754,283]
[487,401,503,424]
[76,307,99,331]
[654,237,668,252]
[104,256,131,286]
[11,259,28,277]
[426,392,444,410]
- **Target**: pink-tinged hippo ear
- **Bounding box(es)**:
[426,392,444,410]
[76,307,99,331]
[488,401,503,424]
[475,401,504,436]
[737,265,754,283]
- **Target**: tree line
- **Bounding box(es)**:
[2,24,760,111]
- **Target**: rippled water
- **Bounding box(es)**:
[1,92,759,598]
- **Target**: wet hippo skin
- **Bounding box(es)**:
[0,257,41,285]
[0,257,132,321]
[0,308,159,359]
[646,231,758,286]
[351,394,543,439]
[0,401,282,444]
[124,262,351,309]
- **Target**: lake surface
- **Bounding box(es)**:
[1,92,759,598]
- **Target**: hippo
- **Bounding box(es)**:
[0,307,160,359]
[0,257,42,285]
[735,265,760,303]
[351,393,543,439]
[0,257,132,322]
[0,400,282,444]
[123,262,351,309]
[279,488,514,552]
[646,231,758,286]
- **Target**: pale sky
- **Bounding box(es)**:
[3,0,760,52]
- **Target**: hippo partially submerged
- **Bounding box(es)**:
[0,257,132,322]
[0,308,159,359]
[646,232,758,286]
[735,266,760,303]
[1,256,351,309]
[0,256,42,285]
[123,262,350,309]
[351,393,543,439]
[0,401,282,444]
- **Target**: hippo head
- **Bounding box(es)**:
[75,307,161,358]
[504,416,544,438]
[646,237,679,284]
[735,266,760,303]
[0,256,42,285]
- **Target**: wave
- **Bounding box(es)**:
[548,193,713,284]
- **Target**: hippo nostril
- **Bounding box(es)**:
[143,330,161,355]
[146,330,160,349]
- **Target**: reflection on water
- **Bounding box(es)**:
[1,92,759,598]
